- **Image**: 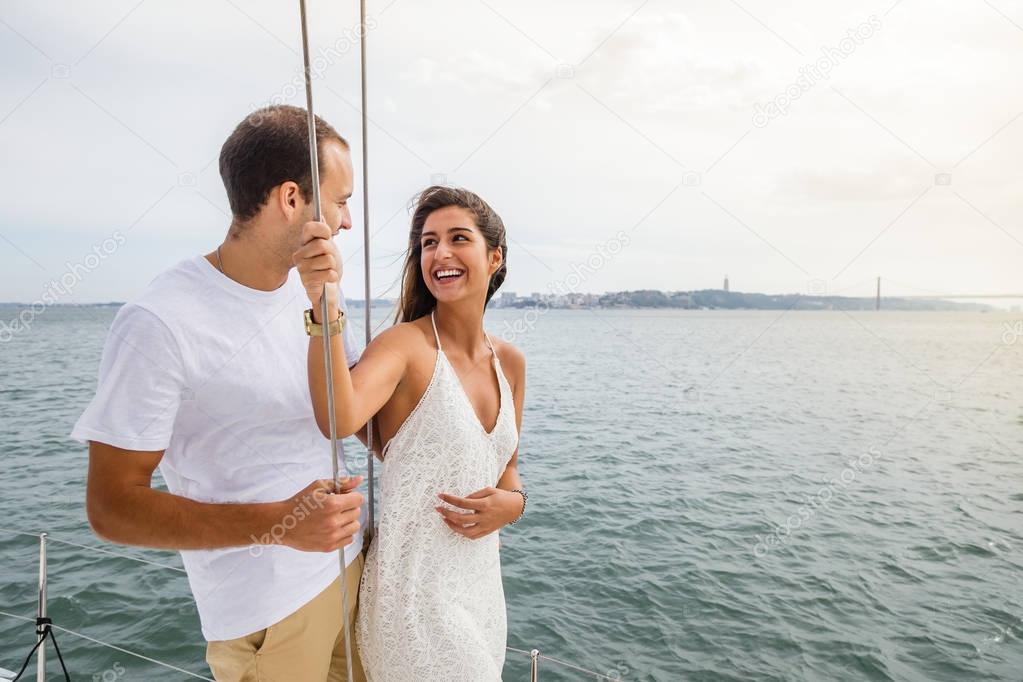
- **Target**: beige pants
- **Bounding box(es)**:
[206,552,366,682]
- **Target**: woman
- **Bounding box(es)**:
[295,186,527,680]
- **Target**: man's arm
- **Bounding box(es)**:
[86,441,363,552]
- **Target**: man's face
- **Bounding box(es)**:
[316,139,354,236]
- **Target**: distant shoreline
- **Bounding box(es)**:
[2,288,1015,312]
[0,294,1007,313]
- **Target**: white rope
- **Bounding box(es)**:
[0,528,186,573]
[0,527,39,539]
[5,531,626,678]
[507,645,617,680]
[3,607,613,682]
[3,529,616,678]
[0,610,214,681]
[539,653,617,680]
[45,537,186,573]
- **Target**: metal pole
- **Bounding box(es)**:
[358,0,374,544]
[530,648,540,682]
[298,2,354,679]
[36,533,47,682]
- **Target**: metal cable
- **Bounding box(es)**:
[0,529,185,573]
[0,611,213,681]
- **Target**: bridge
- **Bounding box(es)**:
[872,278,1022,309]
[896,294,1023,299]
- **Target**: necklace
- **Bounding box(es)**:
[215,245,225,274]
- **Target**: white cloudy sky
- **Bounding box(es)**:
[1,0,1022,303]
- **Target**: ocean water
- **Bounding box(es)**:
[1,306,1021,681]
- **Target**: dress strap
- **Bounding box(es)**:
[433,310,495,358]
[430,310,443,351]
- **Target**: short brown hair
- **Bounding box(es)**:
[219,105,348,222]
[396,186,508,323]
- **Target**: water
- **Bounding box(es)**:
[1,306,1021,681]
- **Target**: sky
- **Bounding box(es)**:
[1,0,1022,304]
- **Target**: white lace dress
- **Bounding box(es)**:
[356,312,519,681]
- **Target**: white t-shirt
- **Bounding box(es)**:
[71,255,364,641]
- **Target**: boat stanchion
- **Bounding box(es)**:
[297,1,355,679]
[36,532,47,682]
[530,648,540,681]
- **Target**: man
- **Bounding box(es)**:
[72,105,368,681]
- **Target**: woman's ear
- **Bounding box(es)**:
[489,246,503,275]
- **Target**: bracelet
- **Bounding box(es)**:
[304,307,345,337]
[508,488,527,525]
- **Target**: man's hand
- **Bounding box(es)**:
[292,220,341,322]
[435,487,524,540]
[86,442,365,552]
[268,477,364,552]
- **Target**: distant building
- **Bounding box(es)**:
[723,275,730,292]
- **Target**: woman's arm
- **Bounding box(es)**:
[307,324,414,438]
[295,220,409,438]
[495,343,526,494]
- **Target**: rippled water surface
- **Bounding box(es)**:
[2,306,1021,680]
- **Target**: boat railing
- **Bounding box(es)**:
[0,529,619,681]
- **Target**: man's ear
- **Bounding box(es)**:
[278,181,302,220]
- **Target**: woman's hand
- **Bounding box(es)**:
[435,487,524,540]
[292,220,341,321]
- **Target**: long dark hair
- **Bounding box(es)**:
[396,186,508,323]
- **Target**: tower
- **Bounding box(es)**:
[724,275,730,293]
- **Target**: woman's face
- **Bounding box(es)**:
[419,205,501,306]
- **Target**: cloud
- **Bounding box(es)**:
[780,165,926,202]
[0,0,1020,302]
[578,10,765,116]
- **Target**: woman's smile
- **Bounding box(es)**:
[432,266,466,286]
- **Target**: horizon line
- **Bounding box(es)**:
[2,288,1021,307]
